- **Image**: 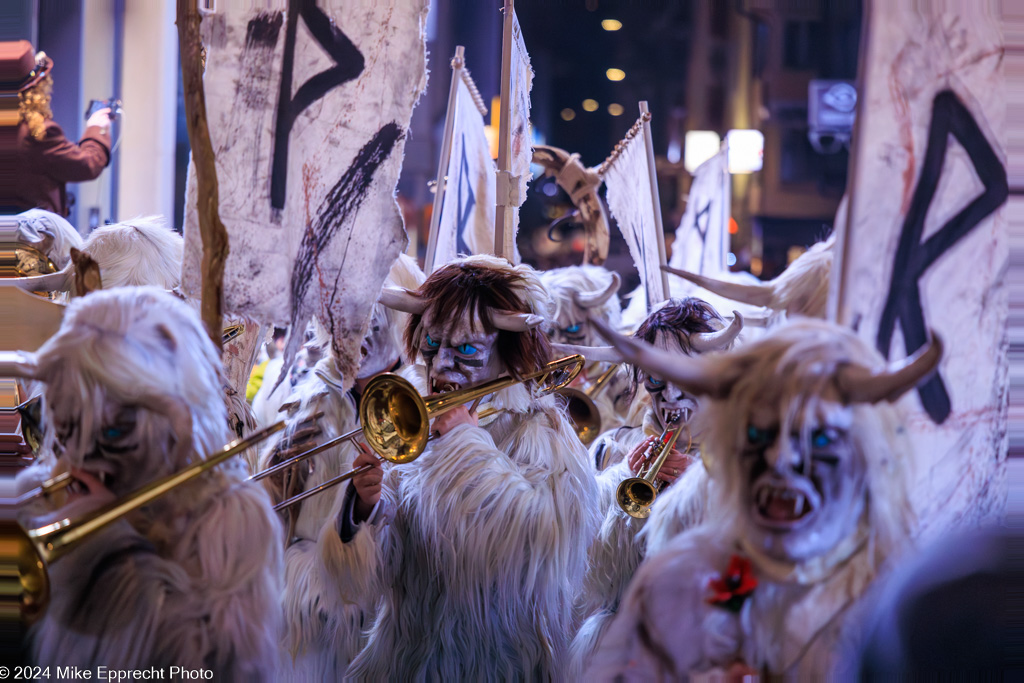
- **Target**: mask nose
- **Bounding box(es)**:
[434,345,456,371]
[665,382,685,402]
[764,434,801,472]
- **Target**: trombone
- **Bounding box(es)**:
[3,421,284,624]
[555,362,619,445]
[258,355,587,511]
[615,420,691,519]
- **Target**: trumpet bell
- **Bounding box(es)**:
[615,476,657,519]
[0,519,48,625]
[360,374,429,465]
[555,387,602,445]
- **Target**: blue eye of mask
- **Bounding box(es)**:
[647,376,664,387]
[425,334,440,348]
[456,343,478,355]
[811,429,833,449]
[747,425,772,446]
[565,323,581,334]
[102,426,124,440]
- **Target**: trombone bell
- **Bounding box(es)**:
[360,374,429,465]
[555,387,602,445]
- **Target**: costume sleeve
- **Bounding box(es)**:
[36,121,111,182]
[318,476,399,612]
[412,409,599,595]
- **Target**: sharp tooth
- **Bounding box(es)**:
[793,494,805,516]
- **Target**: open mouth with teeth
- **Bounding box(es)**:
[752,481,819,530]
[430,379,461,394]
[659,406,692,427]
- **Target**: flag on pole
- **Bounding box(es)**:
[602,110,668,314]
[494,1,533,263]
[426,48,495,273]
[181,0,429,390]
[669,148,730,280]
[832,0,1007,530]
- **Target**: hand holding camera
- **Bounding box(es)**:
[85,98,123,130]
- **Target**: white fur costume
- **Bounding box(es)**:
[26,288,283,676]
[320,255,600,680]
[586,320,933,679]
[82,216,183,289]
[541,265,632,431]
[15,208,83,269]
[261,254,425,680]
[323,384,598,680]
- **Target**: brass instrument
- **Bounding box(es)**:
[3,421,284,624]
[615,421,690,519]
[257,355,587,512]
[555,362,619,445]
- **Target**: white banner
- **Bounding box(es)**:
[494,10,532,262]
[432,75,496,271]
[669,148,730,282]
[182,0,428,388]
[834,0,1007,529]
[604,126,666,313]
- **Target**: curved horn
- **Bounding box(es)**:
[662,265,773,308]
[572,272,621,309]
[588,317,740,399]
[0,351,39,379]
[551,343,622,364]
[378,287,427,314]
[491,311,545,332]
[6,263,73,293]
[833,333,943,405]
[690,312,743,353]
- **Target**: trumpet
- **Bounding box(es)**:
[254,355,587,511]
[3,422,284,624]
[615,421,690,519]
[555,362,619,445]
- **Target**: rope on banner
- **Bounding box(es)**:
[460,68,488,117]
[597,112,651,177]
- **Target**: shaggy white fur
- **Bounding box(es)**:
[27,288,283,677]
[541,264,622,340]
[321,386,600,681]
[586,320,917,679]
[572,409,711,676]
[82,216,183,290]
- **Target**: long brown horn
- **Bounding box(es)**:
[572,272,621,309]
[378,286,427,314]
[833,333,943,405]
[661,265,773,308]
[690,312,743,353]
[588,317,739,398]
[0,350,38,378]
[551,343,622,363]
[491,311,545,331]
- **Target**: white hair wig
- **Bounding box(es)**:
[769,234,835,318]
[16,208,83,268]
[540,264,622,336]
[82,215,183,290]
[34,286,227,476]
[700,318,915,563]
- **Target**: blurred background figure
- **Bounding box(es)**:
[4,40,113,217]
[856,525,1023,678]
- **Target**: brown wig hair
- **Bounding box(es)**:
[19,74,53,141]
[403,260,553,379]
[627,297,723,399]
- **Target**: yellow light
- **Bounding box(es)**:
[560,108,576,121]
[605,68,626,82]
[607,103,624,116]
[582,99,599,112]
[601,19,622,31]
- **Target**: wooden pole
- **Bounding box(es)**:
[176,0,227,350]
[424,47,465,274]
[493,0,514,260]
[639,101,670,308]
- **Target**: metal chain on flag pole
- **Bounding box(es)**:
[597,112,651,178]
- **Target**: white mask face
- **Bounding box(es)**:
[644,330,699,430]
[419,310,502,394]
[356,303,398,379]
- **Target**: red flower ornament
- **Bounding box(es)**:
[706,555,758,613]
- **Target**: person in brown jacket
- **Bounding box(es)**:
[4,41,112,217]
